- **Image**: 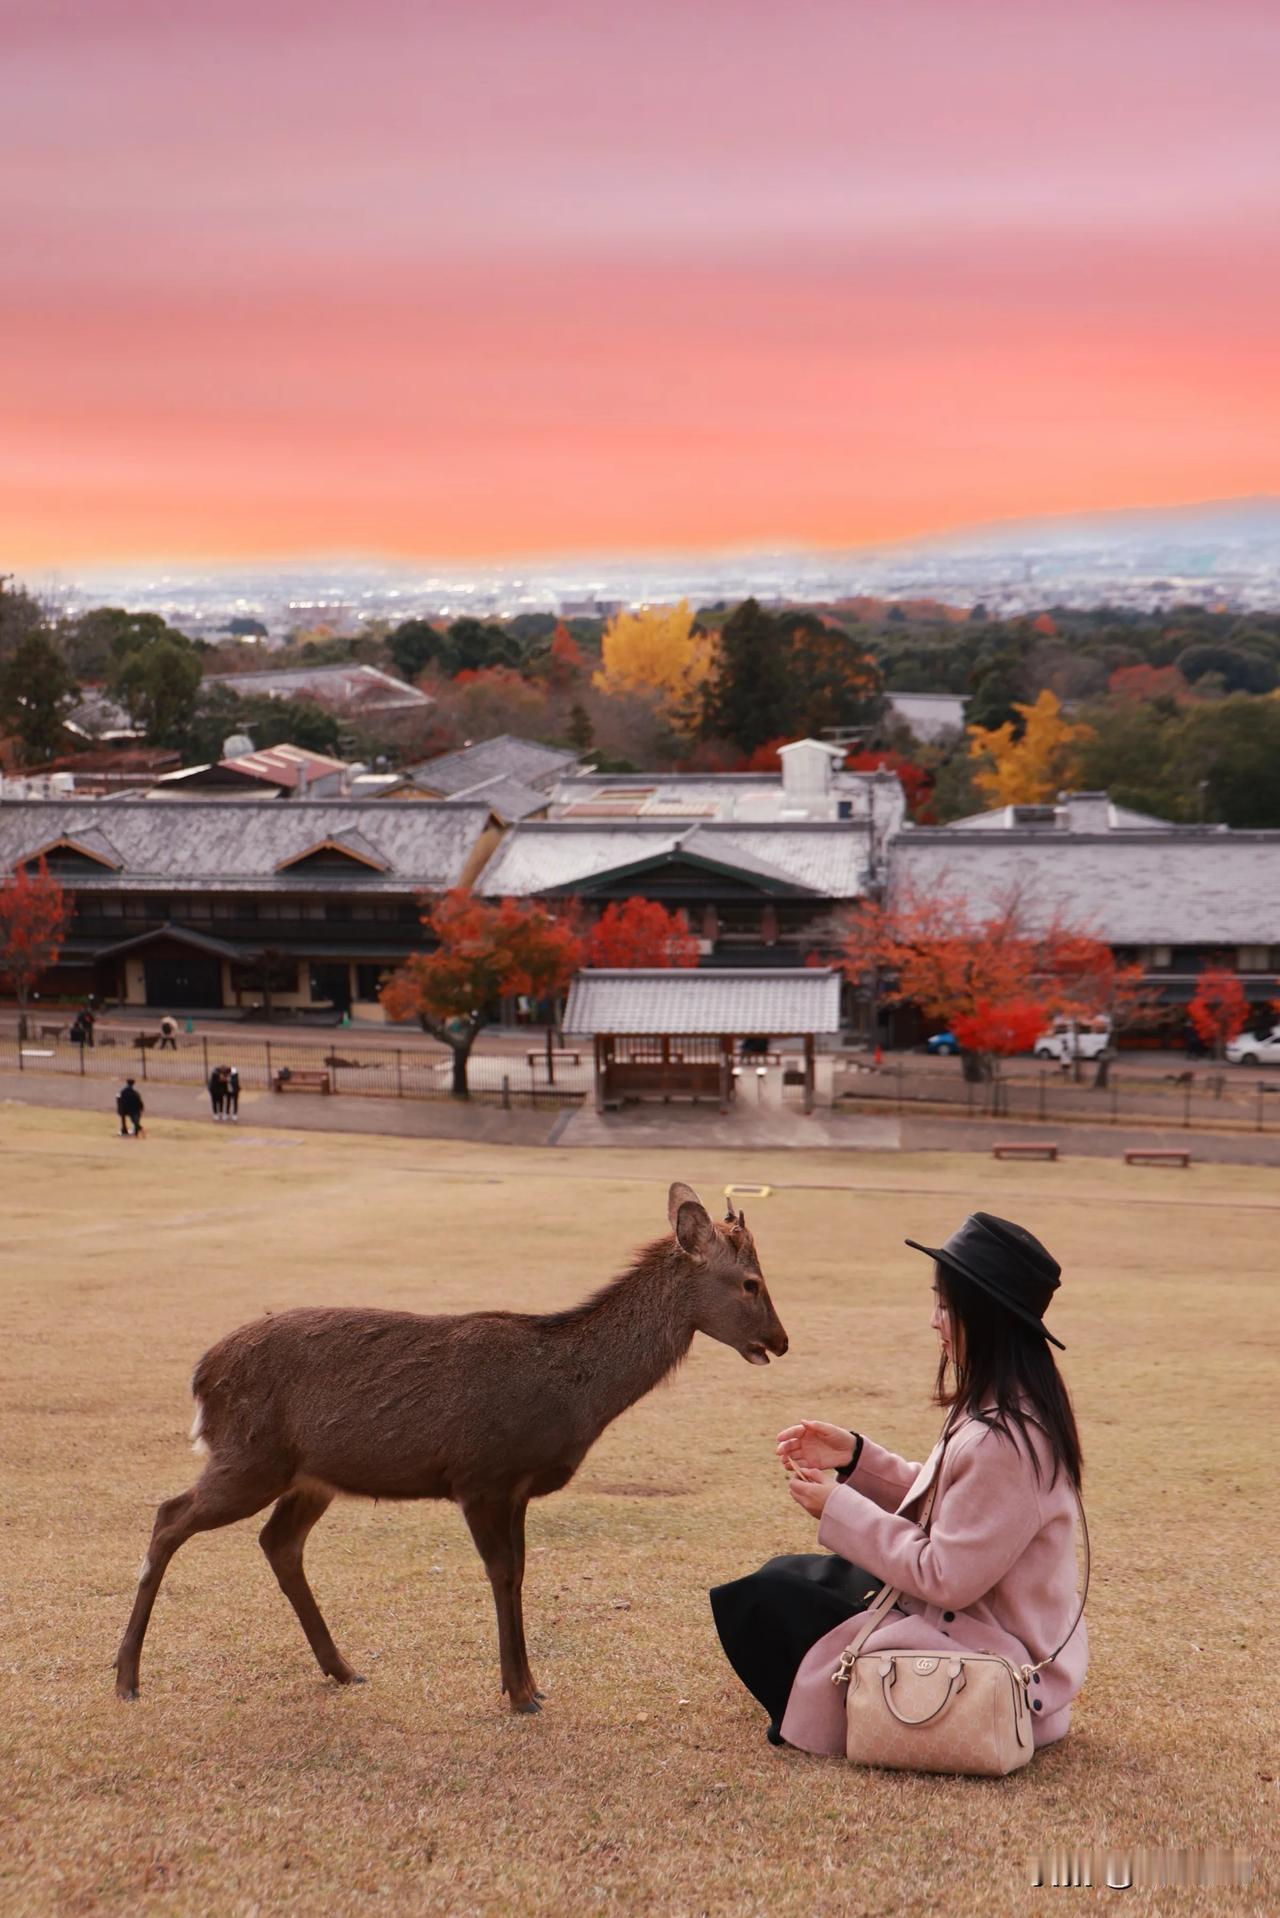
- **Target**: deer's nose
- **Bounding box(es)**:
[769,1327,789,1357]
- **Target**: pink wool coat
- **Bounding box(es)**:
[779,1411,1088,1755]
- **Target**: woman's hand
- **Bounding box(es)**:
[777,1420,856,1473]
[787,1464,836,1520]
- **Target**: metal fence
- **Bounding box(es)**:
[5,1027,588,1109]
[832,1059,1280,1133]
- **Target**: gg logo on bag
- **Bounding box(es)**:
[914,1657,939,1675]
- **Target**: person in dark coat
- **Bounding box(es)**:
[208,1066,227,1120]
[116,1078,144,1138]
[225,1065,240,1120]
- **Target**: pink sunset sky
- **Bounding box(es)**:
[3,0,1278,569]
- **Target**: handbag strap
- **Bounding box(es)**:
[833,1427,1090,1677]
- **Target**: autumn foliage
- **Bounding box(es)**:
[968,689,1095,807]
[594,600,716,726]
[0,858,68,1018]
[831,884,1147,1092]
[380,890,583,1096]
[1187,969,1249,1057]
[845,749,936,822]
[584,898,700,969]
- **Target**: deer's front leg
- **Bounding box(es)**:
[463,1495,540,1713]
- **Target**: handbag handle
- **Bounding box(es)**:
[832,1427,1090,1685]
[878,1656,966,1726]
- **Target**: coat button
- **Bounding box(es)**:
[1032,1674,1041,1685]
[1032,1699,1042,1711]
[942,1611,955,1622]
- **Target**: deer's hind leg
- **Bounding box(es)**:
[259,1485,362,1686]
[115,1461,286,1700]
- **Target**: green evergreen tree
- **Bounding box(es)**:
[0,632,78,764]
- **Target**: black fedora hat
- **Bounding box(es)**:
[905,1212,1066,1350]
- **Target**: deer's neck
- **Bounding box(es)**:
[557,1247,696,1440]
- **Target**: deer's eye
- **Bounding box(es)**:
[743,1277,760,1297]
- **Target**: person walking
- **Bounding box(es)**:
[116,1078,144,1138]
[710,1213,1087,1759]
[157,1014,178,1051]
[225,1064,241,1121]
[207,1065,227,1120]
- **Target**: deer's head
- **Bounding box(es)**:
[667,1181,788,1366]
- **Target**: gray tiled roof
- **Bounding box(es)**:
[885,692,967,740]
[435,772,551,821]
[891,828,1280,944]
[0,800,492,894]
[479,822,869,898]
[564,968,843,1035]
[204,664,432,710]
[411,735,578,795]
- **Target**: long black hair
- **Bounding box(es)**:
[933,1262,1082,1490]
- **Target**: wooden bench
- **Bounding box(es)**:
[273,1068,331,1095]
[526,1049,581,1071]
[37,1022,67,1041]
[993,1142,1059,1161]
[1124,1148,1190,1168]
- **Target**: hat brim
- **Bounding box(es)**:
[905,1238,1066,1351]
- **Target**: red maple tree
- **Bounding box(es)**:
[831,884,1148,1103]
[585,897,700,969]
[845,749,936,822]
[380,890,583,1097]
[1187,969,1249,1060]
[0,858,69,1036]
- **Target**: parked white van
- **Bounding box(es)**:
[1033,1017,1112,1063]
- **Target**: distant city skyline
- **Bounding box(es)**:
[5,1,1280,570]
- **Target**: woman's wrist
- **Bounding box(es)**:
[835,1432,863,1482]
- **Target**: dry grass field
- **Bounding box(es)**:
[2,1105,1276,1917]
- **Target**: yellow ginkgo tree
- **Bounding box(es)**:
[593,599,717,730]
[968,689,1095,807]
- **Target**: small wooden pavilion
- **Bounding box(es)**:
[563,968,843,1114]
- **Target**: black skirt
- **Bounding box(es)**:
[710,1553,880,1744]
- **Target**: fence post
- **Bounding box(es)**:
[139,1039,147,1080]
[17,1030,23,1072]
[79,1040,86,1077]
[396,1049,403,1098]
[1038,1071,1046,1123]
[1183,1079,1191,1129]
[1111,1072,1118,1124]
[1258,1081,1265,1134]
[265,1040,272,1090]
[502,1073,511,1111]
[202,1036,209,1079]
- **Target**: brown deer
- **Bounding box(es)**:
[115,1182,787,1713]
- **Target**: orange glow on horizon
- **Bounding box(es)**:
[4,2,1279,571]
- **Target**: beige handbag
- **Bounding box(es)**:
[831,1451,1089,1777]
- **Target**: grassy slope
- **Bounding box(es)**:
[1,1108,1275,1916]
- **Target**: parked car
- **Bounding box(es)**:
[1226,1026,1280,1066]
[925,1031,960,1056]
[1033,1018,1112,1063]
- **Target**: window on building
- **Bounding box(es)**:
[1146,946,1173,970]
[1238,945,1270,971]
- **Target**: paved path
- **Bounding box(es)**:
[0,1070,559,1146]
[2,1069,1277,1165]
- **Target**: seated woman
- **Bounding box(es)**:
[710,1212,1087,1755]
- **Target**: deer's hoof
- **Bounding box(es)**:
[330,1668,366,1686]
[115,1680,139,1702]
[510,1694,542,1715]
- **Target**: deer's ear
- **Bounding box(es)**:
[668,1181,703,1227]
[674,1198,716,1260]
